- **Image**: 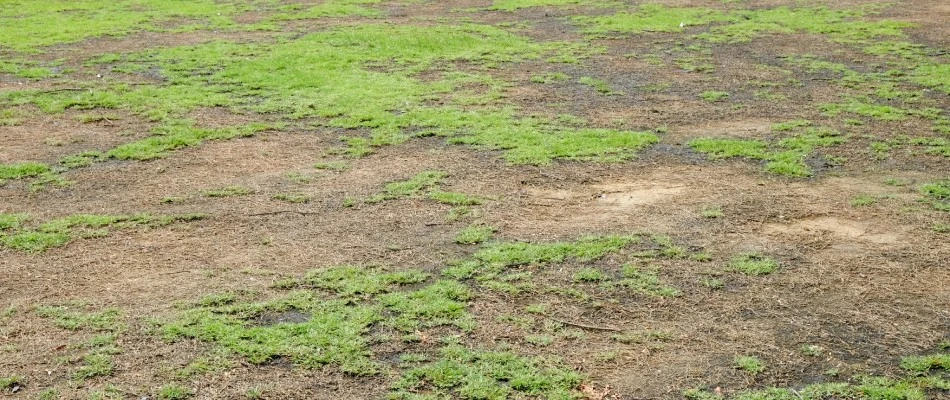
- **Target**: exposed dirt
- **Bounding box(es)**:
[1,0,948,399]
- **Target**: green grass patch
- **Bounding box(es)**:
[530,72,569,84]
[920,180,950,212]
[162,266,475,374]
[271,193,311,204]
[367,171,446,203]
[574,4,727,35]
[699,91,729,102]
[614,265,681,297]
[691,127,846,177]
[690,138,769,160]
[851,194,877,207]
[35,306,123,331]
[0,213,205,252]
[573,267,607,282]
[734,355,765,374]
[455,225,497,245]
[728,253,779,276]
[488,0,587,11]
[157,383,193,400]
[313,161,350,171]
[390,344,582,399]
[0,0,263,53]
[0,162,50,180]
[578,76,621,95]
[203,186,253,198]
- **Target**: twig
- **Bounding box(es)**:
[247,210,320,216]
[550,317,622,332]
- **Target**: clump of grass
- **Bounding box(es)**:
[379,280,475,332]
[801,344,824,357]
[573,267,607,282]
[574,4,728,35]
[900,354,949,373]
[429,191,483,206]
[306,265,429,297]
[530,72,569,84]
[920,180,950,212]
[701,206,724,219]
[690,127,845,177]
[1,213,205,252]
[35,306,123,331]
[579,76,620,95]
[616,265,681,297]
[0,376,23,391]
[0,162,50,181]
[203,185,253,198]
[60,151,104,168]
[525,334,555,346]
[735,355,765,374]
[728,253,778,276]
[313,161,349,171]
[390,344,582,398]
[851,194,877,207]
[272,193,311,203]
[699,91,729,102]
[74,353,114,380]
[455,225,496,245]
[367,171,446,203]
[157,383,193,400]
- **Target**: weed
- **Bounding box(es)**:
[728,253,778,276]
[245,388,263,399]
[734,355,765,374]
[699,91,730,102]
[455,225,496,245]
[203,186,253,198]
[272,193,311,203]
[934,223,950,233]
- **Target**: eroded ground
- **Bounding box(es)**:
[0,0,948,399]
